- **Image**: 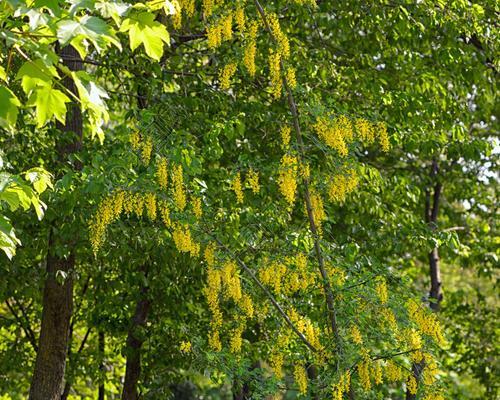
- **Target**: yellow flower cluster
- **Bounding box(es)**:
[191,196,202,219]
[268,12,290,59]
[280,126,291,148]
[269,50,282,99]
[377,122,390,152]
[358,358,372,391]
[204,242,216,267]
[232,172,244,203]
[327,265,346,287]
[179,340,192,353]
[381,307,398,332]
[222,260,242,302]
[172,163,186,211]
[385,360,403,382]
[269,351,284,378]
[288,308,323,352]
[350,325,363,345]
[141,136,153,165]
[207,11,234,49]
[375,277,388,304]
[235,6,245,33]
[286,67,297,89]
[156,158,168,189]
[219,62,237,90]
[332,371,350,400]
[313,116,350,157]
[239,293,254,318]
[145,193,157,220]
[423,395,445,400]
[328,169,359,203]
[373,361,383,385]
[243,21,258,77]
[278,154,298,206]
[130,130,140,150]
[246,168,260,194]
[89,189,125,253]
[172,223,199,256]
[204,265,222,351]
[406,374,417,395]
[293,363,308,395]
[259,261,287,294]
[308,189,326,234]
[159,200,171,227]
[355,118,375,144]
[229,325,243,353]
[407,300,446,346]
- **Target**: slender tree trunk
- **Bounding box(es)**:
[121,267,151,400]
[98,330,105,400]
[29,45,83,400]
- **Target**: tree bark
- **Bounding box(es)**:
[29,45,83,400]
[98,330,105,400]
[121,267,151,400]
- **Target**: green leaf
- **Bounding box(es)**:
[27,86,71,127]
[16,59,58,94]
[120,12,170,60]
[24,167,53,194]
[96,0,130,25]
[0,215,20,260]
[0,85,21,130]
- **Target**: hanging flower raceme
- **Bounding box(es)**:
[172,163,186,211]
[278,154,298,206]
[232,171,244,203]
[246,168,260,194]
[219,62,237,90]
[156,157,168,189]
[328,169,359,203]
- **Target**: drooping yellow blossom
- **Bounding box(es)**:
[132,193,144,217]
[350,325,363,345]
[221,12,233,41]
[313,116,348,156]
[269,351,284,378]
[259,261,286,294]
[243,21,258,77]
[355,118,375,144]
[141,136,153,165]
[145,192,157,220]
[372,361,383,385]
[286,67,297,89]
[308,188,326,234]
[407,300,446,346]
[130,130,140,150]
[423,395,445,400]
[332,371,351,400]
[377,121,390,152]
[406,374,417,395]
[156,158,168,189]
[207,23,222,48]
[232,172,244,203]
[159,200,171,227]
[246,168,260,194]
[179,0,195,17]
[358,358,372,390]
[172,223,199,256]
[269,50,282,99]
[278,154,298,206]
[179,340,192,353]
[202,0,214,17]
[422,354,438,385]
[204,242,216,267]
[280,126,291,148]
[172,163,186,211]
[208,329,222,351]
[229,326,243,353]
[239,293,254,318]
[293,363,308,395]
[328,169,359,203]
[375,277,388,304]
[235,6,245,33]
[191,196,202,219]
[267,12,290,59]
[381,308,398,332]
[171,1,182,29]
[222,260,242,301]
[219,62,237,91]
[385,360,403,382]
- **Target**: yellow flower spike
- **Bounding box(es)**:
[350,325,363,345]
[204,242,216,267]
[145,192,157,220]
[377,121,390,152]
[219,62,237,91]
[179,340,191,353]
[313,116,348,157]
[239,293,254,318]
[172,223,195,253]
[207,23,222,49]
[328,169,359,203]
[132,193,144,217]
[208,329,222,351]
[159,200,171,227]
[221,12,233,41]
[172,164,186,211]
[130,130,140,150]
[202,0,214,17]
[286,67,297,89]
[269,351,284,378]
[308,188,326,234]
[373,361,383,385]
[385,360,402,382]
[278,154,298,206]
[246,168,260,194]
[243,21,258,77]
[141,137,153,165]
[269,50,282,99]
[156,158,168,190]
[375,277,388,304]
[406,374,417,395]
[293,362,308,395]
[232,172,244,203]
[235,6,245,33]
[280,125,291,148]
[358,358,372,391]
[192,196,202,219]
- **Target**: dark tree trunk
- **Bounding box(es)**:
[121,268,151,400]
[98,330,105,400]
[29,45,83,400]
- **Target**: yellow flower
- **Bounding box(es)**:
[293,363,308,395]
[192,196,202,219]
[350,325,363,345]
[141,136,153,165]
[229,326,243,353]
[156,158,168,189]
[358,358,371,391]
[130,130,140,150]
[204,242,216,267]
[406,374,417,395]
[280,126,291,148]
[179,340,192,353]
[219,62,237,91]
[232,172,244,203]
[207,23,222,49]
[286,67,297,89]
[377,121,390,152]
[372,361,383,385]
[221,12,233,41]
[308,188,326,234]
[278,154,298,206]
[313,116,349,157]
[235,7,245,33]
[385,360,402,382]
[243,21,258,77]
[375,277,388,304]
[145,192,157,220]
[246,168,260,194]
[269,49,282,99]
[328,169,359,203]
[159,200,171,227]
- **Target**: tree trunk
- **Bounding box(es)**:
[29,45,83,400]
[121,268,151,400]
[98,330,105,400]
